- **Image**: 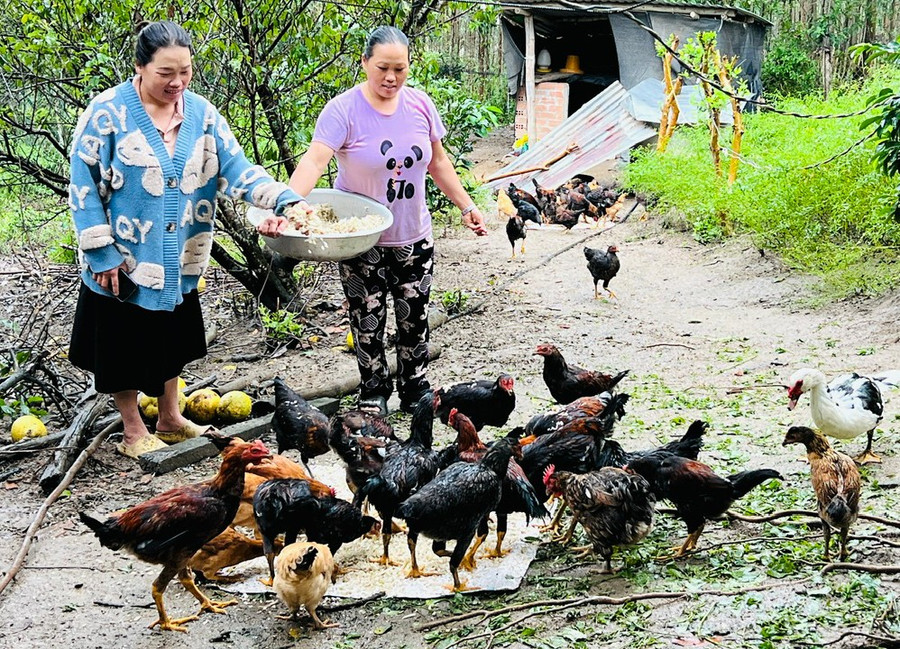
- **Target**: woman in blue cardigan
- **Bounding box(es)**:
[68,21,301,458]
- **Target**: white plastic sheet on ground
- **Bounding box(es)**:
[217,458,544,599]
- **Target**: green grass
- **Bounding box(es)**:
[624,66,900,301]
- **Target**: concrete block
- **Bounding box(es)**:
[138,415,272,475]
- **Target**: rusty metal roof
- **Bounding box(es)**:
[485,81,656,191]
[497,1,769,25]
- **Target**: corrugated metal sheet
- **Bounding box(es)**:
[498,1,770,25]
[485,81,656,191]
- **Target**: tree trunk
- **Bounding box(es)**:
[212,198,301,310]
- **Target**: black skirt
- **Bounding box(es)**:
[69,283,207,396]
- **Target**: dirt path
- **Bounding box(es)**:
[2,203,900,648]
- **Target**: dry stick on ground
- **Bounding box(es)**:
[0,417,119,596]
[656,507,900,529]
[447,202,638,324]
[38,391,105,494]
[320,591,385,612]
[641,343,696,350]
[418,579,808,639]
[809,630,900,647]
[821,562,900,575]
[725,383,789,394]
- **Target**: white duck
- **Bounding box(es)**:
[787,368,900,464]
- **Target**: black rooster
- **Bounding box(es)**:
[396,437,516,591]
[506,215,526,259]
[447,411,547,564]
[272,377,330,477]
[435,373,516,431]
[584,245,620,300]
[535,343,629,405]
[252,477,334,584]
[328,409,398,495]
[353,391,442,565]
[625,455,782,557]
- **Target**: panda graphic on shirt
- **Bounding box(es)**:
[380,139,422,203]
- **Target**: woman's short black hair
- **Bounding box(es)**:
[363,26,409,60]
[135,21,193,66]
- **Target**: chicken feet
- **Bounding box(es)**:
[459,534,487,571]
[405,536,438,578]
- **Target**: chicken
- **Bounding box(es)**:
[787,368,900,464]
[543,465,655,571]
[447,410,547,564]
[547,420,706,544]
[507,186,541,226]
[519,393,629,503]
[435,373,516,431]
[584,245,620,300]
[272,376,331,476]
[353,391,442,565]
[535,343,629,404]
[507,182,540,210]
[532,178,558,216]
[232,453,334,533]
[79,437,272,632]
[304,496,382,558]
[564,189,598,222]
[522,393,626,445]
[395,437,516,591]
[585,182,619,210]
[497,188,517,219]
[253,478,336,584]
[273,542,337,630]
[596,420,707,472]
[782,426,861,561]
[190,527,282,582]
[550,204,581,231]
[506,215,526,258]
[625,455,782,557]
[328,409,398,495]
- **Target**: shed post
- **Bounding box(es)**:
[524,13,536,144]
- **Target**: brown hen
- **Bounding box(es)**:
[782,426,860,561]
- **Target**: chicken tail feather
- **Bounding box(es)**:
[727,469,783,500]
[607,370,630,392]
[825,494,853,527]
[293,546,319,573]
[79,511,124,550]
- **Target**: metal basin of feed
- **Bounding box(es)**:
[246,188,393,262]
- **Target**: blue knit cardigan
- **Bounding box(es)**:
[69,79,301,311]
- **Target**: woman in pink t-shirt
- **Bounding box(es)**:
[264,26,487,415]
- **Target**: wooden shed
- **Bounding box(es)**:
[500,0,771,144]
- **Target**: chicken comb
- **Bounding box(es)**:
[542,464,556,486]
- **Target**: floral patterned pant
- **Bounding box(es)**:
[339,238,434,402]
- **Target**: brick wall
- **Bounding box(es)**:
[514,82,569,144]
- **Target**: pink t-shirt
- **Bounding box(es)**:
[313,85,447,246]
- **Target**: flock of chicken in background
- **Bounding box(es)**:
[500,179,625,300]
[78,177,900,633]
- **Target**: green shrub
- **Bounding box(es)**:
[762,26,820,98]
